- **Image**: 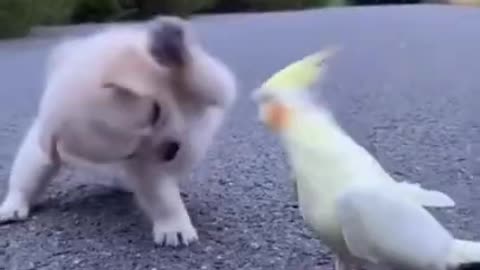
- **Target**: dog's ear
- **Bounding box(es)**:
[147,16,237,109]
[148,16,192,68]
[175,48,238,108]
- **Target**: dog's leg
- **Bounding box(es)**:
[150,176,198,246]
[127,166,197,246]
[0,121,60,223]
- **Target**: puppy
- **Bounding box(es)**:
[0,16,237,247]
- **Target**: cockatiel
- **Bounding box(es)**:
[251,49,480,270]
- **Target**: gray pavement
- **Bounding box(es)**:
[1,4,480,270]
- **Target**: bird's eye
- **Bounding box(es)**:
[150,102,161,126]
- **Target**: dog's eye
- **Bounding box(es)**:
[150,102,161,126]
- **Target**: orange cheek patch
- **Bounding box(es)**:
[265,102,291,131]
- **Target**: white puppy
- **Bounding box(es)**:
[0,16,237,247]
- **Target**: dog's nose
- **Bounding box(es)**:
[150,20,186,66]
[158,141,181,162]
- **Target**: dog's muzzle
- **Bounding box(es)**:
[157,140,181,162]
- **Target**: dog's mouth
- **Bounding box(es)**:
[124,151,136,160]
[122,139,181,163]
[158,141,181,162]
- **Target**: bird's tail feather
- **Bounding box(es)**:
[449,239,480,270]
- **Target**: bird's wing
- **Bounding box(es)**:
[363,156,455,208]
[360,148,455,208]
[335,183,453,268]
[394,181,455,208]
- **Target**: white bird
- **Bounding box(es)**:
[251,48,480,270]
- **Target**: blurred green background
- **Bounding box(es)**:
[0,0,475,39]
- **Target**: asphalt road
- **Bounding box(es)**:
[0,4,480,270]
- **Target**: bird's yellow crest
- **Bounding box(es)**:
[261,47,339,93]
[252,46,340,132]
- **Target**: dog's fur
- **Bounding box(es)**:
[0,16,237,246]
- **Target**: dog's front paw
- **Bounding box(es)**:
[0,198,30,224]
[153,216,198,247]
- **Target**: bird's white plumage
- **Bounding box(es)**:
[335,182,453,270]
[254,49,480,270]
